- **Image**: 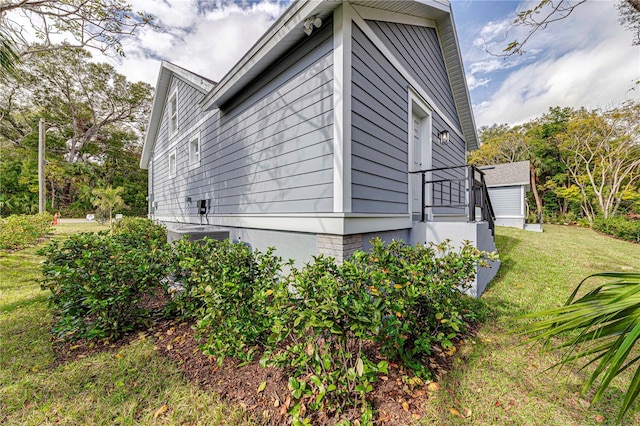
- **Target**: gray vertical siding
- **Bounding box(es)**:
[151,21,334,218]
[351,23,409,214]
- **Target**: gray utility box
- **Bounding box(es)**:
[167,225,230,243]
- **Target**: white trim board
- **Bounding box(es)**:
[333,3,354,213]
[351,4,436,28]
[154,213,412,235]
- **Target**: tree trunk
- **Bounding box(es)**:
[530,161,543,215]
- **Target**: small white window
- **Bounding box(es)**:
[169,150,177,178]
[169,90,178,135]
[189,134,201,167]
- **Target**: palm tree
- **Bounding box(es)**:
[92,186,126,229]
[0,28,20,75]
[524,272,640,424]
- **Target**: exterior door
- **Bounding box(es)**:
[409,101,432,221]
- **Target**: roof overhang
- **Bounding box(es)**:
[199,0,477,150]
[140,62,216,169]
[141,0,478,170]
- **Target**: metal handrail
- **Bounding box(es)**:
[410,164,496,236]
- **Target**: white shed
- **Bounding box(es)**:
[481,161,530,229]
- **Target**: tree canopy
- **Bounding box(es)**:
[0,47,152,217]
[0,0,153,67]
[470,102,640,222]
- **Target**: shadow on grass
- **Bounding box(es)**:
[493,233,522,279]
[0,294,48,315]
[472,233,526,321]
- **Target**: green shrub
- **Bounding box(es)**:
[266,255,386,420]
[111,217,167,249]
[0,213,53,250]
[264,239,490,421]
[363,239,486,375]
[38,230,170,340]
[168,238,286,363]
[593,216,640,243]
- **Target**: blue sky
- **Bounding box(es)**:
[450,0,639,126]
[111,0,639,128]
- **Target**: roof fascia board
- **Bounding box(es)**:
[437,9,479,150]
[140,61,217,169]
[201,0,325,110]
[416,0,450,14]
[351,4,436,28]
[163,62,215,93]
[350,8,465,140]
[140,63,172,169]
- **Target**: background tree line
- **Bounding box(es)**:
[0,47,153,217]
[0,0,154,218]
[470,101,640,223]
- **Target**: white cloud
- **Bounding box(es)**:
[468,0,640,127]
[474,37,640,126]
[467,74,490,90]
[100,0,290,86]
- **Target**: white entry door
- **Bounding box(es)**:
[409,98,432,220]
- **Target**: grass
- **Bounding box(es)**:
[1,223,639,425]
[0,222,247,425]
[420,225,640,425]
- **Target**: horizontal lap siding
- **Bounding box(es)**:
[366,20,467,217]
[488,186,523,217]
[367,20,460,129]
[152,78,210,217]
[209,21,334,214]
[351,23,409,214]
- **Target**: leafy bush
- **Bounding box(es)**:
[266,255,387,421]
[0,213,52,250]
[111,217,167,249]
[362,239,486,375]
[264,239,490,421]
[39,230,170,340]
[593,216,640,243]
[168,238,286,363]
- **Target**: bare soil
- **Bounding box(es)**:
[53,316,470,425]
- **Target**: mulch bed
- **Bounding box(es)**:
[52,315,472,425]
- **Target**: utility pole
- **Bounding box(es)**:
[38,118,45,214]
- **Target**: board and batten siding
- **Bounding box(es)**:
[350,23,409,214]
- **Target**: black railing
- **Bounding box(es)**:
[410,165,496,236]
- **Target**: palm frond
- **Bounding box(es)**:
[522,272,640,424]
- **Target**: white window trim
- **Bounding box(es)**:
[168,89,178,137]
[169,148,177,178]
[188,132,201,169]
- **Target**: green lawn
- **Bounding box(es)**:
[0,222,247,425]
[1,223,639,425]
[421,225,640,425]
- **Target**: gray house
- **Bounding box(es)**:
[140,0,499,296]
[481,161,530,229]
